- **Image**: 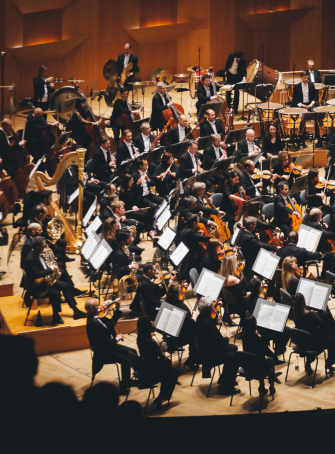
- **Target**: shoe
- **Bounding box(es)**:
[73,310,87,320]
[220,387,241,395]
[274,358,285,365]
[305,364,313,375]
[274,372,282,384]
[234,110,238,116]
[73,288,87,297]
[222,315,237,327]
[259,388,268,397]
[64,256,76,262]
[51,315,64,325]
[176,380,182,385]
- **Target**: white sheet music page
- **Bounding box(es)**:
[298,279,315,306]
[85,216,102,237]
[310,285,328,310]
[156,307,171,333]
[157,227,176,251]
[67,187,79,205]
[196,270,224,300]
[262,254,278,279]
[90,239,112,270]
[156,207,171,231]
[83,198,97,227]
[165,308,184,337]
[170,242,189,266]
[256,304,274,329]
[270,305,290,332]
[297,227,309,249]
[253,249,268,276]
[81,231,100,261]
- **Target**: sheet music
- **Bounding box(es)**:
[82,198,97,227]
[170,242,189,266]
[155,200,168,219]
[85,216,102,237]
[156,307,170,333]
[29,155,45,179]
[257,304,274,329]
[263,255,279,279]
[195,269,225,301]
[298,279,315,306]
[0,212,2,221]
[165,308,185,337]
[67,188,79,205]
[157,227,176,250]
[297,226,321,252]
[89,239,112,270]
[81,231,100,261]
[231,225,240,246]
[311,285,328,310]
[156,207,171,231]
[270,305,290,332]
[252,248,279,279]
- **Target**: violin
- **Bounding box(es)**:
[251,169,272,180]
[258,282,268,298]
[295,267,315,280]
[236,260,245,278]
[98,300,116,317]
[217,246,235,260]
[259,227,283,247]
[211,299,223,320]
[315,178,335,190]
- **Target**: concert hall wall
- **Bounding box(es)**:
[0,0,334,114]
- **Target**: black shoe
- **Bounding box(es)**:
[64,256,76,262]
[73,288,87,297]
[176,380,182,385]
[51,314,64,325]
[153,397,162,409]
[73,310,87,320]
[234,110,238,116]
[274,372,282,384]
[220,387,241,395]
[222,315,237,327]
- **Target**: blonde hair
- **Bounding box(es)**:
[101,217,117,240]
[282,256,297,291]
[220,255,238,285]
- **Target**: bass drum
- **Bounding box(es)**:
[50,86,85,125]
[246,60,282,102]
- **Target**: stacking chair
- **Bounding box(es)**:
[325,270,335,297]
[221,287,242,343]
[210,193,223,207]
[90,348,121,389]
[279,288,293,308]
[262,203,274,221]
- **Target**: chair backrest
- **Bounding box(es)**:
[189,268,199,289]
[300,190,308,206]
[273,268,282,285]
[221,286,238,306]
[235,350,260,378]
[86,159,95,175]
[279,288,293,307]
[325,270,335,287]
[262,202,274,220]
[290,328,314,351]
[323,213,330,226]
[210,193,223,208]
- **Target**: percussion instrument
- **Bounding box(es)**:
[246,60,282,102]
[189,69,210,98]
[129,81,145,87]
[50,85,84,124]
[187,65,203,72]
[151,68,164,82]
[314,105,335,129]
[284,78,299,102]
[174,74,189,79]
[278,107,305,132]
[327,99,335,106]
[315,83,328,105]
[157,70,173,85]
[257,102,283,122]
[103,59,118,82]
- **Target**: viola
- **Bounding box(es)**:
[259,228,283,247]
[295,268,315,280]
[236,260,245,278]
[98,300,116,317]
[258,282,268,298]
[251,169,272,180]
[217,246,235,260]
[211,300,222,320]
[316,179,335,190]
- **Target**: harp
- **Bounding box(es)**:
[34,148,86,253]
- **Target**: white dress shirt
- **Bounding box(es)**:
[188,151,197,172]
[139,170,150,196]
[204,86,211,97]
[208,120,218,134]
[101,147,109,162]
[213,145,224,160]
[229,59,238,75]
[159,92,166,105]
[309,71,315,83]
[124,140,134,159]
[141,133,151,152]
[39,255,48,270]
[301,82,309,104]
[247,140,255,155]
[114,213,122,229]
[41,78,48,102]
[178,125,186,141]
[124,54,130,68]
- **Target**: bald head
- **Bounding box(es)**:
[178,115,188,127]
[1,118,12,133]
[34,108,44,118]
[85,299,99,316]
[206,109,216,122]
[310,208,322,219]
[246,129,255,142]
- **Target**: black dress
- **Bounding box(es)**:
[272,164,294,190]
[305,182,331,214]
[262,135,284,158]
[220,182,241,232]
[67,109,92,152]
[224,281,249,323]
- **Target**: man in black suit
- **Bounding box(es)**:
[132,157,163,211]
[238,216,279,281]
[277,231,323,267]
[24,237,86,324]
[177,196,218,235]
[224,50,247,115]
[25,108,59,163]
[235,129,261,162]
[85,297,137,394]
[192,181,226,218]
[0,118,26,175]
[196,74,219,114]
[116,43,139,91]
[166,115,191,146]
[108,230,139,279]
[115,129,139,168]
[140,262,166,321]
[200,109,224,137]
[239,159,272,204]
[202,133,228,175]
[327,134,335,155]
[306,60,322,84]
[150,82,173,131]
[273,181,301,234]
[132,122,156,154]
[92,137,116,182]
[33,65,55,111]
[195,297,239,395]
[179,141,204,180]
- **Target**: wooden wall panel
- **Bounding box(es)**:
[23,9,62,46]
[210,0,236,72]
[321,0,335,70]
[5,0,23,48]
[139,0,177,28]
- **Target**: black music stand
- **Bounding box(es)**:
[119,158,136,174]
[289,174,308,195]
[197,102,224,120]
[197,135,212,151]
[196,169,216,183]
[235,81,254,121]
[237,153,264,172]
[225,128,247,145]
[211,157,234,177]
[182,175,196,191]
[168,141,189,160]
[132,117,151,132]
[147,146,166,164]
[261,157,279,172]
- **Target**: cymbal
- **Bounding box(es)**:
[174,73,189,79]
[187,65,203,72]
[142,81,156,87]
[158,70,173,84]
[129,81,145,86]
[151,67,164,82]
[103,59,118,82]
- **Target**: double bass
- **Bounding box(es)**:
[116,96,142,130]
[161,90,185,129]
[9,127,33,193]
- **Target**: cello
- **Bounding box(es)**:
[162,90,185,129]
[116,96,142,130]
[9,126,33,193]
[286,194,302,232]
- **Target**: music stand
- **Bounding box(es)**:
[225,128,247,145]
[118,158,135,174]
[196,169,216,183]
[132,117,150,132]
[168,141,189,160]
[237,153,264,172]
[182,175,196,191]
[261,157,279,172]
[211,157,234,177]
[147,146,166,164]
[51,131,72,150]
[198,102,224,120]
[289,174,308,195]
[235,81,254,121]
[197,135,212,151]
[322,74,335,86]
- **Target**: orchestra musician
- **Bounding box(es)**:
[115,129,139,168]
[108,229,139,280]
[203,134,227,171]
[153,151,178,198]
[261,123,285,158]
[239,160,265,202]
[140,262,166,321]
[33,65,55,112]
[132,122,156,154]
[24,237,87,325]
[306,60,322,84]
[199,238,223,274]
[192,182,226,219]
[92,137,116,183]
[277,231,323,268]
[235,129,261,162]
[272,151,294,190]
[179,140,204,180]
[25,108,59,164]
[273,182,301,234]
[66,98,100,152]
[281,256,300,296]
[117,43,139,91]
[109,87,132,143]
[200,109,224,137]
[195,75,220,114]
[166,115,191,146]
[224,50,247,115]
[150,82,173,132]
[219,170,245,232]
[305,168,331,214]
[0,118,26,176]
[177,196,218,236]
[85,297,137,395]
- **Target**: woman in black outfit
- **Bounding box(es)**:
[292,293,335,374]
[243,200,282,240]
[68,98,98,153]
[242,313,276,396]
[272,151,294,190]
[220,171,246,233]
[109,87,133,144]
[137,316,178,408]
[281,256,299,296]
[262,123,285,158]
[305,168,330,214]
[199,238,222,274]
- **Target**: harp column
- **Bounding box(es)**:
[76,148,86,247]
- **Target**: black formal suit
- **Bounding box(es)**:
[203,144,225,170]
[236,138,260,162]
[239,169,260,199]
[277,243,322,267]
[99,204,116,224]
[108,243,130,279]
[140,276,165,321]
[86,313,137,388]
[152,161,178,197]
[200,119,224,137]
[177,208,209,236]
[237,228,277,281]
[25,113,54,161]
[150,92,169,131]
[179,228,211,281]
[20,236,33,269]
[327,134,335,151]
[194,195,219,217]
[306,69,322,84]
[224,54,247,111]
[196,84,219,113]
[92,147,113,182]
[195,313,238,390]
[0,129,22,174]
[109,98,131,142]
[132,133,155,154]
[131,170,163,221]
[33,75,55,110]
[273,194,295,234]
[179,151,204,179]
[115,140,136,168]
[305,220,335,252]
[117,53,139,77]
[292,81,316,107]
[167,125,191,146]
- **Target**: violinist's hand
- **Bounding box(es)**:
[52,121,59,127]
[255,232,260,240]
[164,352,171,358]
[226,331,233,339]
[318,193,326,199]
[275,227,281,233]
[255,182,263,188]
[199,211,203,217]
[218,210,226,217]
[132,206,139,211]
[19,140,26,147]
[208,221,217,229]
[46,77,54,83]
[116,334,124,341]
[216,299,223,308]
[291,197,296,204]
[323,222,329,229]
[283,175,290,181]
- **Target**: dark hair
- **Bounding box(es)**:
[187,140,197,148]
[265,122,278,139]
[248,277,262,296]
[166,282,181,305]
[35,204,45,216]
[39,65,47,74]
[287,231,298,244]
[143,262,154,275]
[308,167,319,184]
[100,137,110,146]
[75,97,86,111]
[119,87,128,95]
[186,214,198,227]
[229,170,239,181]
[277,181,289,191]
[205,238,221,260]
[234,50,244,58]
[162,151,172,164]
[244,200,261,217]
[38,189,52,202]
[135,157,147,168]
[122,129,132,137]
[301,70,309,77]
[115,229,130,244]
[120,173,133,190]
[32,236,45,250]
[201,74,211,82]
[137,316,152,340]
[292,293,306,321]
